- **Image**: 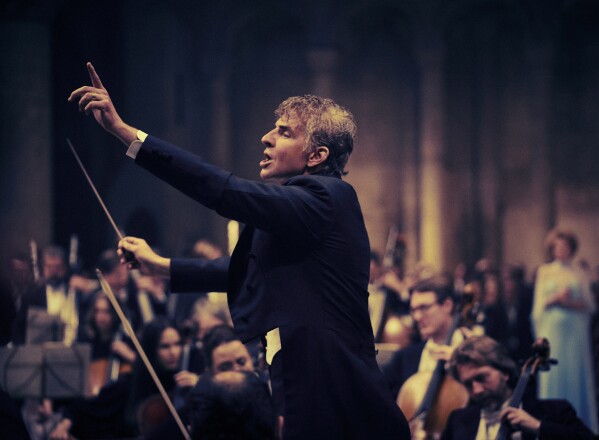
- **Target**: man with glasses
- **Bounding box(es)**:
[383,276,469,398]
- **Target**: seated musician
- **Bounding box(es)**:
[189,370,278,440]
[202,324,255,373]
[49,318,199,440]
[383,275,468,397]
[15,245,89,345]
[441,335,595,440]
[80,292,136,395]
[143,324,256,440]
[93,249,167,333]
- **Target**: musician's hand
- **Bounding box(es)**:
[134,274,167,302]
[174,370,199,388]
[68,62,137,145]
[118,237,171,279]
[500,407,541,434]
[49,418,73,440]
[69,274,99,294]
[111,340,136,363]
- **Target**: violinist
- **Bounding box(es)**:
[80,292,136,395]
[383,276,468,398]
[15,245,91,344]
[95,249,166,333]
[49,318,198,440]
[144,324,257,440]
[442,336,595,440]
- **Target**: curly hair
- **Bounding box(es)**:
[275,95,356,177]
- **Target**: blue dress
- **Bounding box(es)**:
[532,260,598,434]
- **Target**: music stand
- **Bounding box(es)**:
[43,342,91,399]
[0,345,43,398]
[26,307,65,344]
[0,343,91,399]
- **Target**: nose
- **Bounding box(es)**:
[471,381,484,396]
[261,128,275,147]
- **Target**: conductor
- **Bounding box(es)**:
[69,62,410,439]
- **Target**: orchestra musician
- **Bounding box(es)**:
[384,275,472,438]
[383,276,470,398]
[14,245,90,344]
[80,292,136,395]
[49,318,199,440]
[442,336,595,440]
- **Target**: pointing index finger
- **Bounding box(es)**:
[87,62,104,89]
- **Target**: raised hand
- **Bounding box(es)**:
[69,62,137,145]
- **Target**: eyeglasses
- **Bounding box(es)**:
[409,302,438,316]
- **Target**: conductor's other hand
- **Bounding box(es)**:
[118,237,171,279]
[68,62,137,145]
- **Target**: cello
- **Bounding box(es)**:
[397,293,475,439]
[495,338,555,440]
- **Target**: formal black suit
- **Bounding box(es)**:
[383,340,426,397]
[134,135,410,439]
[441,396,595,440]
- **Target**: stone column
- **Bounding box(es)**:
[0,22,53,265]
[307,48,339,97]
[417,38,447,272]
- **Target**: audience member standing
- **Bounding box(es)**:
[532,229,598,434]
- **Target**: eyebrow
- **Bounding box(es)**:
[276,123,295,136]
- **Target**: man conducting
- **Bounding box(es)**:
[442,335,594,439]
[69,62,409,439]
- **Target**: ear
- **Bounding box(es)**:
[306,146,329,169]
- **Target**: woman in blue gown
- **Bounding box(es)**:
[532,229,598,434]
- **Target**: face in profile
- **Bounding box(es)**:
[211,340,254,373]
[260,117,309,181]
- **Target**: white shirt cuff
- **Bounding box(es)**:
[126,130,148,159]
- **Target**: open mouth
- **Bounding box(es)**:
[260,153,272,168]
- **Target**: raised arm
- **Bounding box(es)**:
[69,62,138,146]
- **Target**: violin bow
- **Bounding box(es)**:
[97,269,191,440]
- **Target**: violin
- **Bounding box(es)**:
[495,338,556,440]
[87,327,133,396]
[137,322,199,436]
[397,292,475,439]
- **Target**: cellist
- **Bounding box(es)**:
[442,336,594,440]
[383,276,471,438]
[383,276,469,398]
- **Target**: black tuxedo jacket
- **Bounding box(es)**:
[441,397,595,440]
[135,135,410,439]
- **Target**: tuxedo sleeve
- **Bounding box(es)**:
[135,136,334,244]
[170,256,230,293]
